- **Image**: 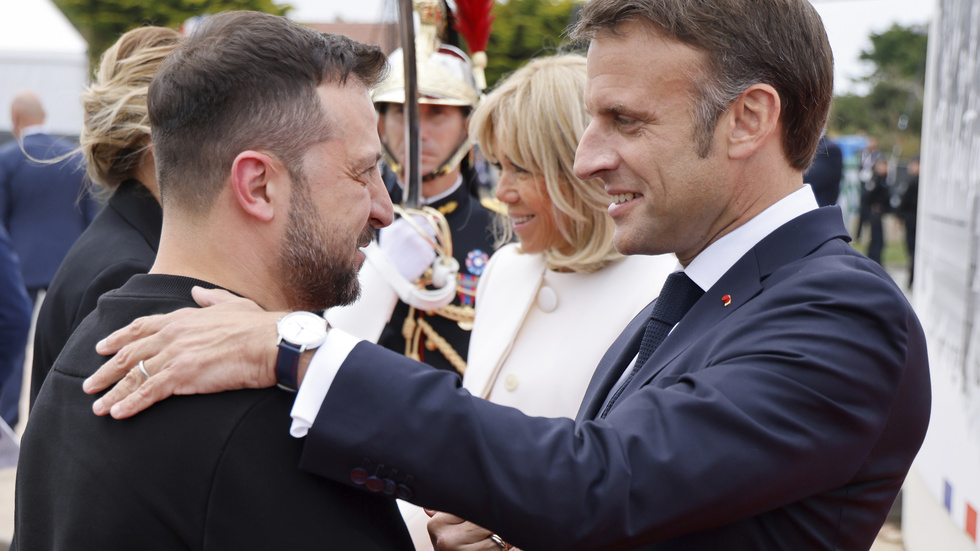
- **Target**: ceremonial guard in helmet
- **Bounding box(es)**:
[326,1,499,377]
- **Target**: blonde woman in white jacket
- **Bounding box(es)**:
[464,54,674,417]
[413,54,675,550]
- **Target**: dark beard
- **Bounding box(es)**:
[279,177,370,311]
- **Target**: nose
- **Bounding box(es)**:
[418,117,434,146]
[368,170,394,228]
[495,170,519,204]
[574,121,617,182]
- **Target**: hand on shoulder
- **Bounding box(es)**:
[84,287,283,419]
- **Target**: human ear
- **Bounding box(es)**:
[230,151,280,222]
[727,83,780,160]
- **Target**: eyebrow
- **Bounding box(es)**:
[594,99,661,128]
[361,151,383,169]
[601,102,646,118]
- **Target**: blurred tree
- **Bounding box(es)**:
[53,0,290,71]
[828,23,927,157]
[473,0,580,88]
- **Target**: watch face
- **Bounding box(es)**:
[277,311,328,348]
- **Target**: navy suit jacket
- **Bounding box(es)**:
[0,134,97,290]
[301,207,931,550]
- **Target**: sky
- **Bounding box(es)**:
[285,0,936,95]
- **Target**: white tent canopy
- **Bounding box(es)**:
[0,0,88,136]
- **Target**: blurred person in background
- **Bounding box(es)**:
[899,156,919,285]
[804,134,843,207]
[866,157,891,265]
[855,135,883,240]
[30,26,179,406]
[0,90,97,427]
[0,225,32,431]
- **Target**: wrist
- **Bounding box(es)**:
[295,349,315,388]
[275,312,329,391]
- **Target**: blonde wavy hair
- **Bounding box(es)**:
[80,26,181,194]
[471,54,621,273]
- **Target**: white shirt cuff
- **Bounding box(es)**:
[289,329,361,438]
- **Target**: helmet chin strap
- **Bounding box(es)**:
[381,134,473,188]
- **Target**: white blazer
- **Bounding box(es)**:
[400,245,675,550]
[463,244,676,417]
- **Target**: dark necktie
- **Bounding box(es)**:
[601,272,704,418]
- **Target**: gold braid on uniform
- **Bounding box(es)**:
[402,306,422,362]
[401,302,473,376]
[417,316,467,375]
[435,304,475,327]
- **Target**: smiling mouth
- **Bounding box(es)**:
[511,214,535,224]
[611,193,638,205]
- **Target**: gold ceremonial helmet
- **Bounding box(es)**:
[371,44,480,108]
[373,0,481,181]
[372,0,480,108]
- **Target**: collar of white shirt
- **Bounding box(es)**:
[684,184,818,292]
[19,125,45,139]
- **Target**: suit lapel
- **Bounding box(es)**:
[624,253,764,394]
[602,207,852,410]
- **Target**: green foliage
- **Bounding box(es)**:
[860,24,929,83]
[53,0,291,71]
[828,23,927,159]
[828,93,873,134]
[474,0,581,88]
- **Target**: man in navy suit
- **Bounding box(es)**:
[0,225,32,426]
[0,91,97,426]
[805,135,844,207]
[87,0,931,549]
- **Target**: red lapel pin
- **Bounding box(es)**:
[722,294,732,306]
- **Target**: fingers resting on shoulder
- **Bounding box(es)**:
[84,287,285,419]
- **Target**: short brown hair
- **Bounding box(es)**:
[148,11,388,212]
[571,0,833,170]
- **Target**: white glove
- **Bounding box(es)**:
[379,215,438,282]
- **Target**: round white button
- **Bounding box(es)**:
[504,373,519,391]
[537,286,557,312]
